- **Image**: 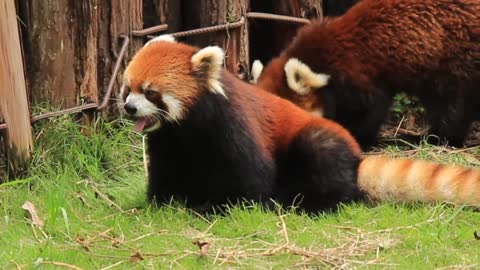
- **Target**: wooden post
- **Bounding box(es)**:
[249,0,322,65]
[182,0,250,80]
[0,0,33,178]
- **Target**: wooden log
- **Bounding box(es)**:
[0,0,33,178]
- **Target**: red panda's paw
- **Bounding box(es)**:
[250,59,264,83]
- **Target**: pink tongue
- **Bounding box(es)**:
[134,119,148,132]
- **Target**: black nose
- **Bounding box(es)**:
[124,103,137,115]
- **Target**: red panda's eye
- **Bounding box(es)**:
[144,89,157,99]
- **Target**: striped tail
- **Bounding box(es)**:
[358,155,480,207]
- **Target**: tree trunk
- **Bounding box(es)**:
[182,0,250,79]
[249,0,322,65]
[0,0,33,179]
[17,1,144,111]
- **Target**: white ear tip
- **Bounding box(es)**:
[191,46,226,97]
[144,34,176,47]
[250,60,264,83]
[284,58,330,95]
[207,46,225,58]
[191,46,225,66]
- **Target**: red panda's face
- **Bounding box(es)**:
[119,35,226,133]
[254,57,330,117]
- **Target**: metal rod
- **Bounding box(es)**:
[246,12,311,24]
[131,24,168,37]
[0,103,98,131]
[147,17,245,39]
[97,35,130,112]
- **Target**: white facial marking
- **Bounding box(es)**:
[144,34,176,47]
[191,46,226,97]
[162,93,185,122]
[284,58,330,95]
[250,60,264,83]
[126,92,158,117]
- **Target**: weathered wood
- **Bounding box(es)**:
[0,0,33,177]
[18,1,77,108]
[17,1,144,112]
[105,1,144,115]
[182,0,250,79]
[145,0,182,33]
[249,0,322,65]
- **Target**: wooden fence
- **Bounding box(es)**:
[0,0,357,179]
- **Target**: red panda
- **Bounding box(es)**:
[119,34,480,213]
[252,0,480,149]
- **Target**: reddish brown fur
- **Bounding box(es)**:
[222,71,362,158]
[257,0,480,148]
[122,38,366,212]
[125,42,200,108]
[359,156,480,206]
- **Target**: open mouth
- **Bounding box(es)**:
[133,117,160,133]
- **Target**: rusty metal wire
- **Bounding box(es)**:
[0,35,129,130]
[147,17,245,39]
[31,103,98,122]
[0,103,98,131]
[132,24,168,37]
[246,12,311,24]
[97,34,130,111]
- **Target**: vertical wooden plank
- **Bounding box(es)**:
[225,0,250,80]
[19,1,78,108]
[182,0,249,78]
[0,0,33,177]
[108,1,143,113]
[145,0,182,33]
[110,1,144,58]
[16,1,144,116]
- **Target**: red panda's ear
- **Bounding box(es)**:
[284,58,330,95]
[144,34,176,47]
[191,46,226,96]
[250,60,264,83]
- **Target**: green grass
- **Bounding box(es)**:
[1,116,479,269]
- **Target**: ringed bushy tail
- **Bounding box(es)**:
[358,156,480,207]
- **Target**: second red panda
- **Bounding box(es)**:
[119,35,480,213]
[252,0,480,149]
